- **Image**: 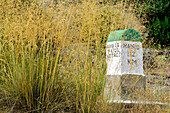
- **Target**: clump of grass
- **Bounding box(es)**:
[0,38,75,112]
[0,0,168,112]
[0,0,75,112]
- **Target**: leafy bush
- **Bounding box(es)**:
[136,0,169,48]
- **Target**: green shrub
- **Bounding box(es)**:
[136,0,169,48]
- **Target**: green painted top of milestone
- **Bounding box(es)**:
[107,29,142,42]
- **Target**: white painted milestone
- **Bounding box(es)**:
[106,41,143,75]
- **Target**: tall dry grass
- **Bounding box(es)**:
[0,0,169,112]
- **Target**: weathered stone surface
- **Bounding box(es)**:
[104,74,146,101]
